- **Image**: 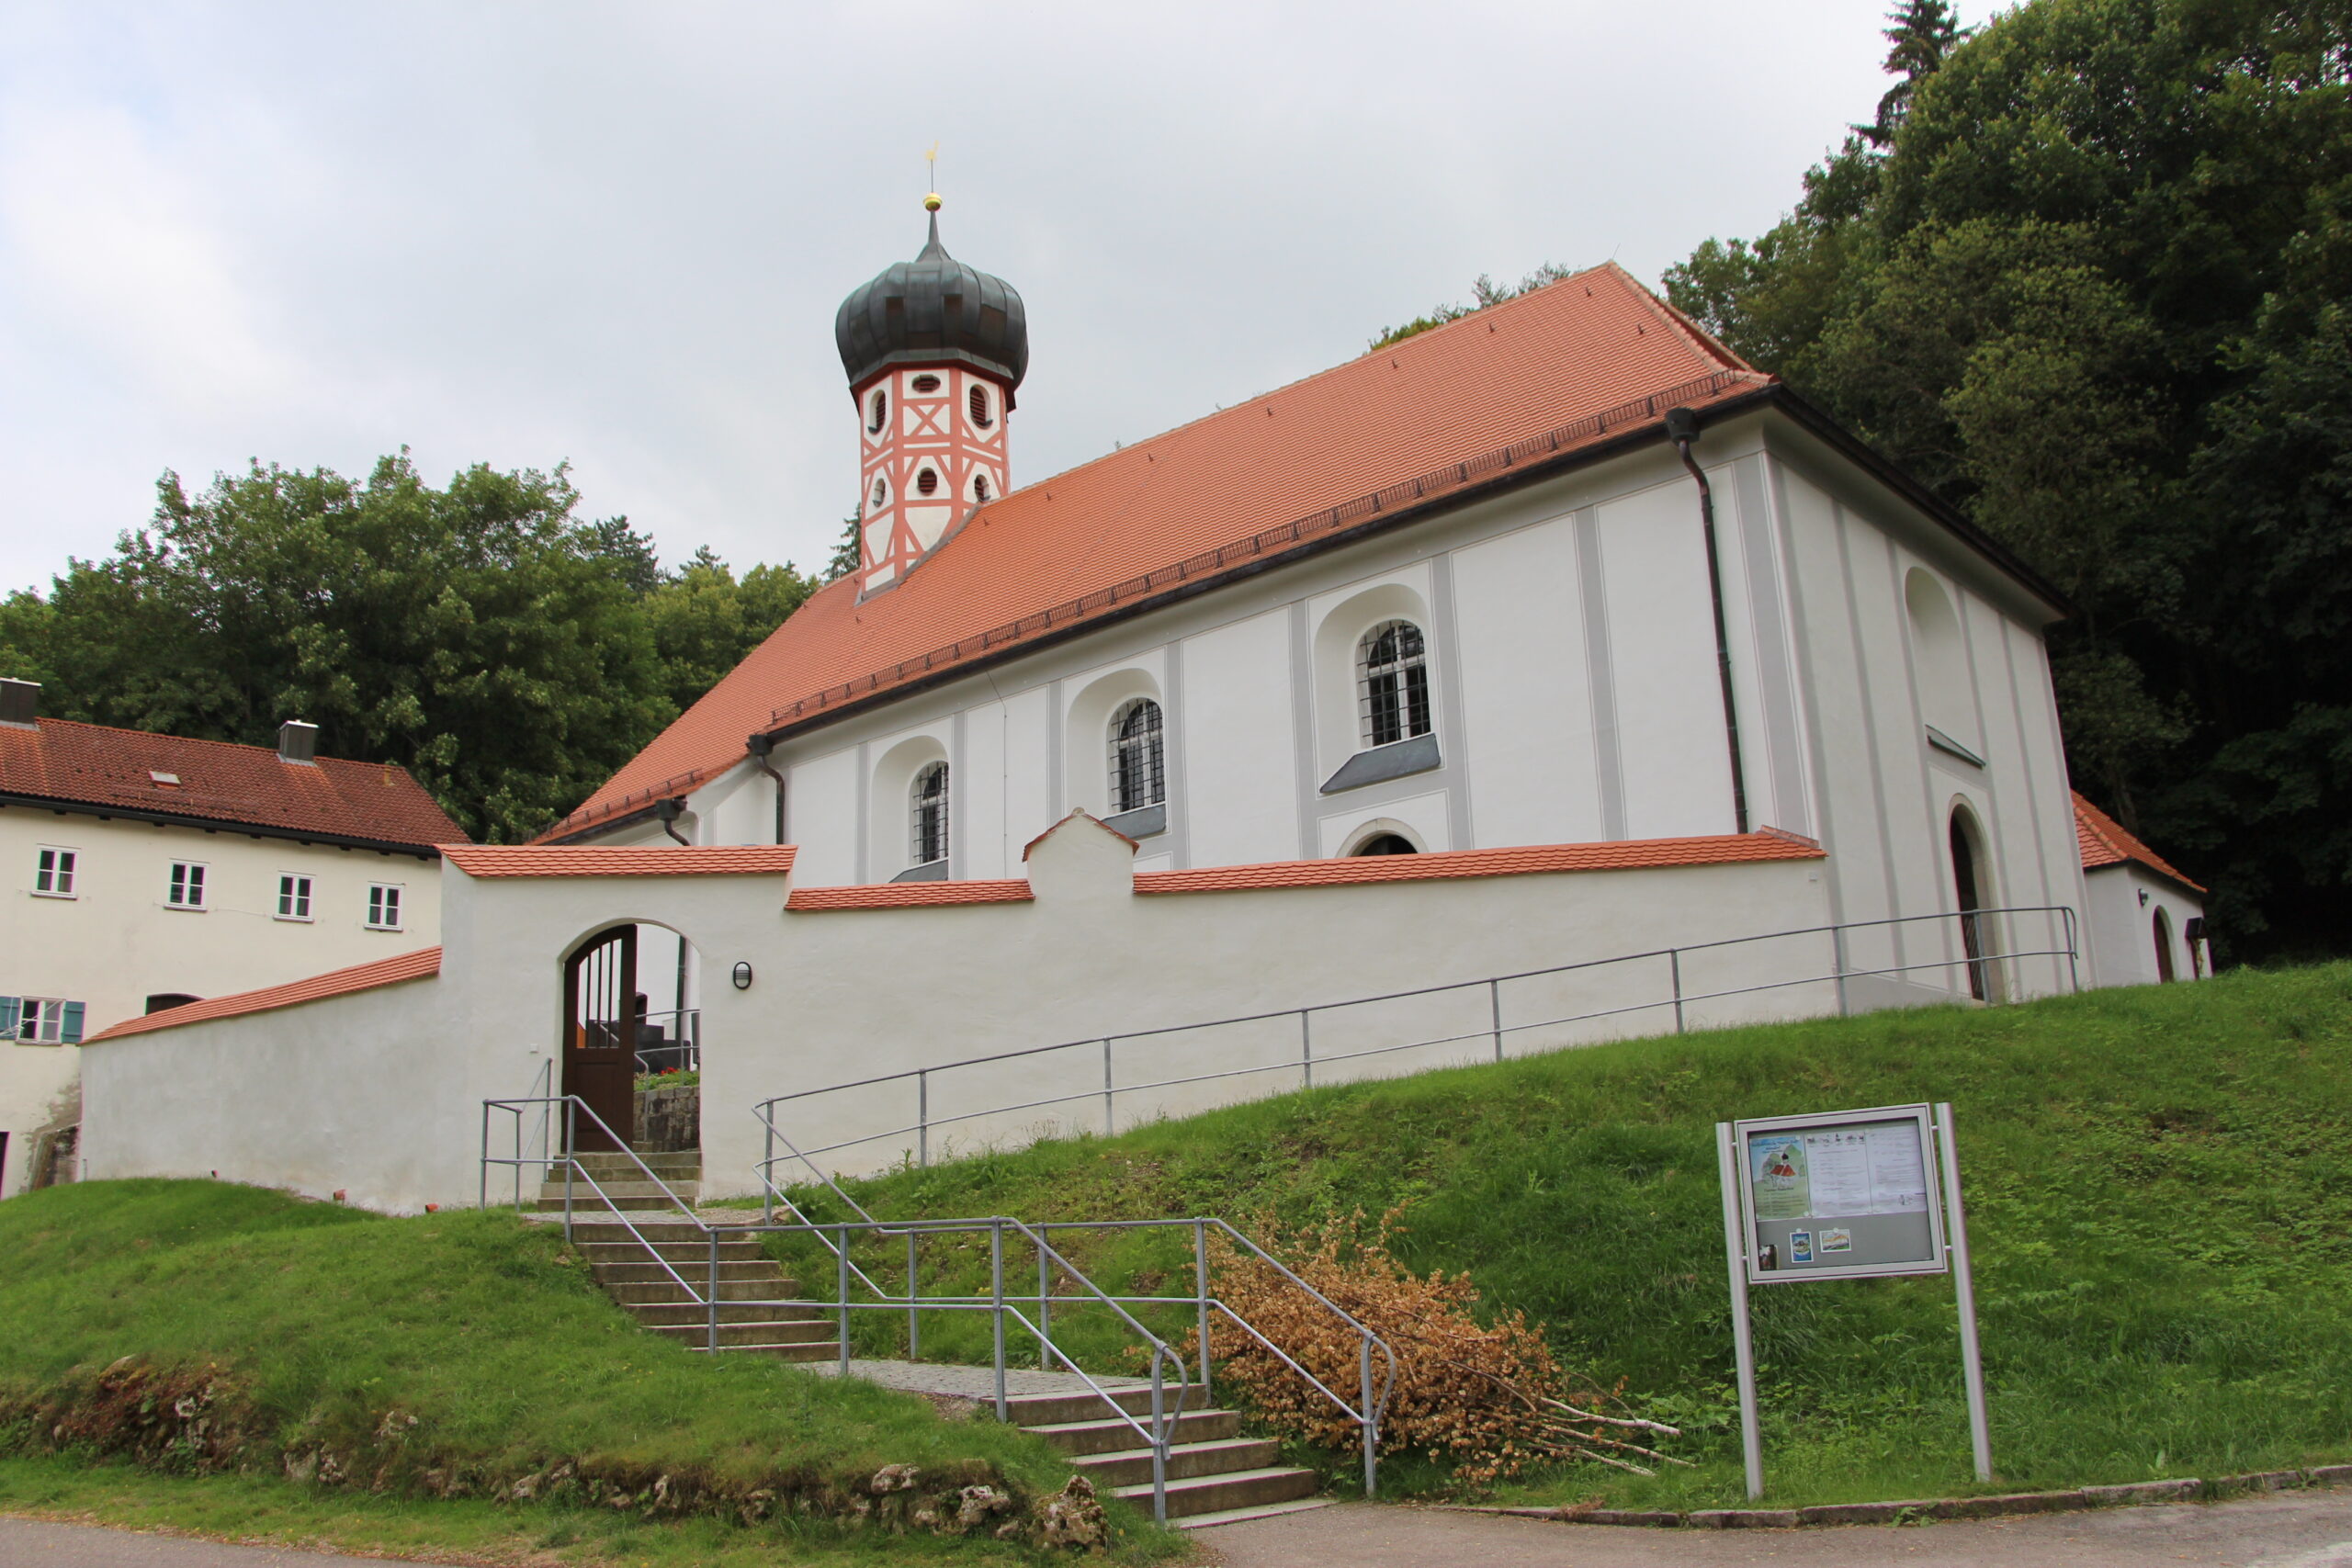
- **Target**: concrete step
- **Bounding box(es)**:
[645,1318,835,1348]
[590,1258,785,1287]
[1001,1385,1176,1428]
[688,1339,842,1362]
[535,1184,701,1210]
[1022,1408,1242,1456]
[565,1151,700,1173]
[601,1275,798,1305]
[1068,1438,1283,1489]
[1171,1497,1339,1530]
[578,1246,775,1275]
[572,1222,759,1246]
[626,1299,828,1328]
[1112,1465,1321,1521]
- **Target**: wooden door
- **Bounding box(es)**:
[563,926,638,1152]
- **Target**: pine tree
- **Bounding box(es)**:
[1862,0,1962,148]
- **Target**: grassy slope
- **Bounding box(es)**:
[777,964,2352,1508]
[0,1182,1166,1562]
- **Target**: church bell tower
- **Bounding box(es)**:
[834,195,1029,594]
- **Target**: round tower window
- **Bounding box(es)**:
[972,473,990,503]
[916,468,940,496]
[871,478,888,510]
[867,389,888,434]
[969,385,993,427]
[910,374,941,394]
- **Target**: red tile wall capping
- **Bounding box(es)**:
[539,265,1772,842]
[1133,830,1826,895]
[0,717,468,847]
[2072,792,2203,892]
[441,844,797,878]
[786,879,1035,911]
[84,947,444,1043]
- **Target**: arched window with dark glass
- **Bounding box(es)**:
[1358,621,1432,747]
[910,761,949,867]
[1108,699,1165,813]
[867,388,888,434]
[969,383,994,427]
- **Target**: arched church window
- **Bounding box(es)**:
[1351,833,1418,856]
[867,389,888,434]
[910,373,941,394]
[969,384,993,427]
[916,467,940,496]
[972,473,990,503]
[910,761,950,867]
[1107,699,1165,813]
[1358,620,1432,747]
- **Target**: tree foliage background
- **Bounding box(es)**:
[1665,0,2352,960]
[0,455,815,842]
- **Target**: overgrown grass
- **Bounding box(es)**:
[770,964,2352,1510]
[0,1182,1172,1560]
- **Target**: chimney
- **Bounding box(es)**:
[278,719,319,764]
[0,678,37,728]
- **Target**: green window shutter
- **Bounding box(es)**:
[62,1001,85,1044]
[0,996,18,1035]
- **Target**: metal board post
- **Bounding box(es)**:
[1936,1102,1994,1481]
[1715,1121,1765,1500]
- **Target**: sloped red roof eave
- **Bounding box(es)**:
[84,947,444,1043]
[2072,792,2203,893]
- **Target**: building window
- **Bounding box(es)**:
[277,874,313,921]
[1108,699,1166,813]
[870,476,888,511]
[915,466,940,496]
[368,884,403,931]
[969,383,993,427]
[972,473,990,503]
[910,373,941,394]
[34,846,76,897]
[4,997,83,1044]
[910,761,950,867]
[1358,620,1432,747]
[2153,907,2177,983]
[1351,833,1419,856]
[867,388,888,434]
[167,862,207,909]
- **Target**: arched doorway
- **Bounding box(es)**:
[562,926,639,1151]
[2153,908,2177,982]
[1351,833,1418,856]
[1948,808,1996,1002]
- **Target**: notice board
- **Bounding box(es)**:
[1736,1103,1947,1281]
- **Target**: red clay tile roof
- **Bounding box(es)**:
[786,878,1034,911]
[1135,830,1824,895]
[85,946,442,1043]
[0,717,467,849]
[542,264,1772,841]
[443,844,797,878]
[2073,792,2203,892]
[1023,809,1138,860]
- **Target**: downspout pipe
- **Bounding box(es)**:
[1664,407,1751,836]
[652,796,691,846]
[746,735,788,844]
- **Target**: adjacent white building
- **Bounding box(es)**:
[76,212,2211,1211]
[1,682,463,1195]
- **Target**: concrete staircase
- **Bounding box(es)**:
[1004,1383,1328,1528]
[545,1151,1329,1527]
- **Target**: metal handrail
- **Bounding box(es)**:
[756,905,2079,1168]
[756,1109,1396,1496]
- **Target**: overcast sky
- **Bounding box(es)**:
[0,1,2005,593]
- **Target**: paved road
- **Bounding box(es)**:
[9,1490,2352,1566]
[1196,1493,2352,1568]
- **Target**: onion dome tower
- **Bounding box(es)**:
[835,195,1028,593]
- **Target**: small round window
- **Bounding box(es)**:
[972,473,990,503]
[968,384,993,427]
[867,389,888,434]
[870,478,888,510]
[916,467,940,497]
[910,373,942,394]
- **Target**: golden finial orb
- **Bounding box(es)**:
[923,192,943,212]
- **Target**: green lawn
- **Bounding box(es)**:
[0,1181,1174,1561]
[765,963,2352,1510]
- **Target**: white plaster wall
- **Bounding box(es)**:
[2,807,444,1198]
[2084,865,2208,987]
[1175,610,1298,868]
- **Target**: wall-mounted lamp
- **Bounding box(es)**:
[731,962,754,991]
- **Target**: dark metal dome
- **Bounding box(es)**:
[834,213,1028,400]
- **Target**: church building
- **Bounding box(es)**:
[75,203,2205,1211]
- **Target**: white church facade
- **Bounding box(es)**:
[77,209,2206,1211]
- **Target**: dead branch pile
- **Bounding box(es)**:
[1189,1211,1685,1486]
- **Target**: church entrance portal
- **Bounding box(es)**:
[1949,810,1996,1002]
[562,926,639,1151]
